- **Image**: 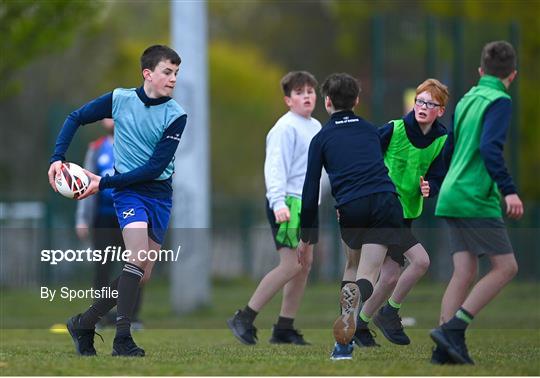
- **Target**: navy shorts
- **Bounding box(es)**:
[112,190,172,245]
[338,192,403,250]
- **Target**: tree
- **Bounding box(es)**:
[0,0,103,96]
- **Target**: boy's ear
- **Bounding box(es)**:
[506,70,518,83]
[142,68,152,81]
[354,97,359,107]
[438,106,446,117]
[325,96,332,108]
[478,67,484,76]
[284,96,292,107]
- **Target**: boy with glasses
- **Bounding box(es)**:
[349,79,450,350]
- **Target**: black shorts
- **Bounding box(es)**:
[444,217,514,257]
[338,192,403,250]
[387,218,420,267]
[266,201,318,250]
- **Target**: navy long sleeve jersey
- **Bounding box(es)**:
[443,98,517,195]
[300,110,396,243]
[50,87,187,198]
[378,110,448,198]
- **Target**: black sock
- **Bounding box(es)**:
[241,305,258,324]
[115,263,144,339]
[276,316,294,330]
[443,307,474,331]
[356,279,373,302]
[80,277,119,329]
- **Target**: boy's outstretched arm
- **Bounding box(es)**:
[48,92,113,191]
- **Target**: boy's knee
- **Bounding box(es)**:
[508,260,519,277]
[414,254,430,273]
[279,260,303,277]
[497,258,518,280]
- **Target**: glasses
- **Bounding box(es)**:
[415,98,441,109]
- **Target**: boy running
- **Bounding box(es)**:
[228,71,321,345]
[351,79,449,348]
[430,41,523,364]
[48,45,187,357]
[297,73,403,360]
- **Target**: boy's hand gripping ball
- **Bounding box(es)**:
[54,162,90,199]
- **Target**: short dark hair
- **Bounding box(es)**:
[141,45,181,71]
[480,41,516,79]
[320,73,360,110]
[280,71,318,97]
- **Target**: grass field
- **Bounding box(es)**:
[1,279,539,375]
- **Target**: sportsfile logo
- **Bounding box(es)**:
[40,245,182,265]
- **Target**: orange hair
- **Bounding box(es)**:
[416,78,450,107]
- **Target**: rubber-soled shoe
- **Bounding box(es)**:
[353,324,380,348]
[269,326,310,345]
[333,283,360,345]
[430,327,474,365]
[330,342,354,360]
[430,345,454,365]
[66,314,103,356]
[227,310,258,345]
[112,335,145,357]
[373,308,411,345]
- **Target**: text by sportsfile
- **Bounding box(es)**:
[40,245,182,265]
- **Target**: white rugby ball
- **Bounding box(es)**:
[54,162,90,199]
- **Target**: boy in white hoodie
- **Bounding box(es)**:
[228,71,321,345]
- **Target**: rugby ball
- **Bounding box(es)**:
[54,162,90,199]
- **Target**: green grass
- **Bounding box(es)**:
[1,279,540,375]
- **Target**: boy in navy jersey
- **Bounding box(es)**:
[297,73,403,360]
[48,45,187,357]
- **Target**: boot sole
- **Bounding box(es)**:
[333,283,359,345]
